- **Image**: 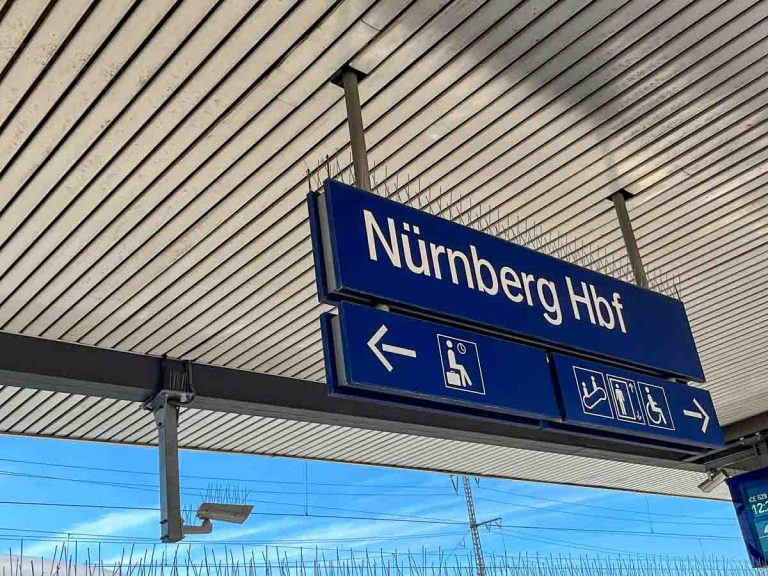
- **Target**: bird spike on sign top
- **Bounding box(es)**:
[201,482,251,506]
[303,156,682,298]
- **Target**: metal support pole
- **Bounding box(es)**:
[151,392,184,543]
[341,69,371,191]
[611,190,648,288]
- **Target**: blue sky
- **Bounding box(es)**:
[0,434,747,565]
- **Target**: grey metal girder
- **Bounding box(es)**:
[0,330,757,473]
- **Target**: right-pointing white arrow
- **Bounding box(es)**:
[683,398,710,433]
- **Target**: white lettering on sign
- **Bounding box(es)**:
[363,209,627,333]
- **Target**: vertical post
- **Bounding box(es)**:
[153,393,184,543]
[611,190,648,288]
[341,68,371,192]
[462,476,486,576]
[756,440,768,468]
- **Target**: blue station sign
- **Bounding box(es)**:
[552,354,722,448]
[309,180,704,382]
[728,468,768,568]
[323,301,561,421]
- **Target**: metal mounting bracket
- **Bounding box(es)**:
[753,437,768,469]
[144,358,196,543]
[332,65,371,191]
[610,189,648,288]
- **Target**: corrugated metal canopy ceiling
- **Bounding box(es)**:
[0,0,766,499]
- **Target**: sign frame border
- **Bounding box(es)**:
[308,180,705,382]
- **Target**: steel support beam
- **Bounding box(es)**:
[725,413,768,443]
[0,330,723,474]
[341,68,371,191]
[611,190,648,288]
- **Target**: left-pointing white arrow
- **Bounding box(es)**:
[367,324,417,372]
[683,398,710,433]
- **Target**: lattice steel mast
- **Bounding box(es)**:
[462,475,486,576]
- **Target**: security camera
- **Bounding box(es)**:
[698,470,729,493]
[196,503,253,524]
[181,503,252,536]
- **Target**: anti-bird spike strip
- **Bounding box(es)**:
[307,162,682,296]
[10,542,753,576]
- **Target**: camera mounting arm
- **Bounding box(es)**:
[144,358,196,543]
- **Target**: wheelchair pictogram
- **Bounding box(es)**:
[640,382,674,430]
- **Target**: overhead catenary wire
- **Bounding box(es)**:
[0,499,466,526]
[493,529,657,558]
[474,485,735,522]
[472,495,734,526]
[0,500,741,541]
[0,528,469,547]
[0,456,442,488]
[0,457,736,523]
[0,467,737,529]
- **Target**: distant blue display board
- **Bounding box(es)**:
[728,468,768,568]
[323,301,561,421]
[309,180,704,381]
[552,354,722,448]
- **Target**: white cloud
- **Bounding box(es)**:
[202,517,301,542]
[250,518,463,563]
[0,555,92,576]
[23,509,157,558]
